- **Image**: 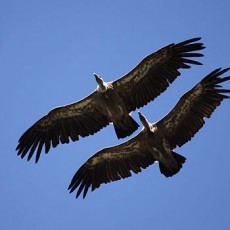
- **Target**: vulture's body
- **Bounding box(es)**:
[138,114,186,176]
[68,68,230,198]
[94,77,138,138]
[16,37,205,162]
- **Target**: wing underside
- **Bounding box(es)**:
[16,93,110,162]
[68,133,156,198]
[157,68,230,148]
[113,37,205,111]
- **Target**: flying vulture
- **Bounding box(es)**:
[68,68,230,199]
[16,37,204,163]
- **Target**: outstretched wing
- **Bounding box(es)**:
[68,132,156,199]
[113,37,205,111]
[157,68,230,149]
[16,93,110,163]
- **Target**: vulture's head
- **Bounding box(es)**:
[94,73,103,85]
[138,112,151,131]
[94,73,107,92]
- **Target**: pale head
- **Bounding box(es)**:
[138,112,151,131]
[94,73,103,85]
[94,73,107,92]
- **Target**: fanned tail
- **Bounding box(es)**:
[114,116,139,139]
[159,151,186,177]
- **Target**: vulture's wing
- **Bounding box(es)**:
[157,68,230,149]
[68,132,156,198]
[113,37,205,111]
[16,93,110,163]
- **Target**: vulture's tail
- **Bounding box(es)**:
[159,151,186,177]
[114,116,139,139]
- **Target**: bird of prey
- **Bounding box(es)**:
[16,37,204,163]
[68,68,230,199]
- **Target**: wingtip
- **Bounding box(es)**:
[67,183,74,192]
[185,37,201,42]
[224,67,230,72]
[82,193,87,199]
[201,45,206,50]
[181,37,202,44]
[214,67,230,76]
[192,37,202,43]
[16,145,19,151]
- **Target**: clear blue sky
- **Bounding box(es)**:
[1,1,230,229]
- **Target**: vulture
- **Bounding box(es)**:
[16,37,204,163]
[68,68,230,199]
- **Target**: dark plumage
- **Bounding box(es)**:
[16,37,204,162]
[68,68,230,198]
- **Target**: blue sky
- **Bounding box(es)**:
[1,1,230,229]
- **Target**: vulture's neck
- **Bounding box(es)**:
[138,112,152,133]
[94,74,108,92]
